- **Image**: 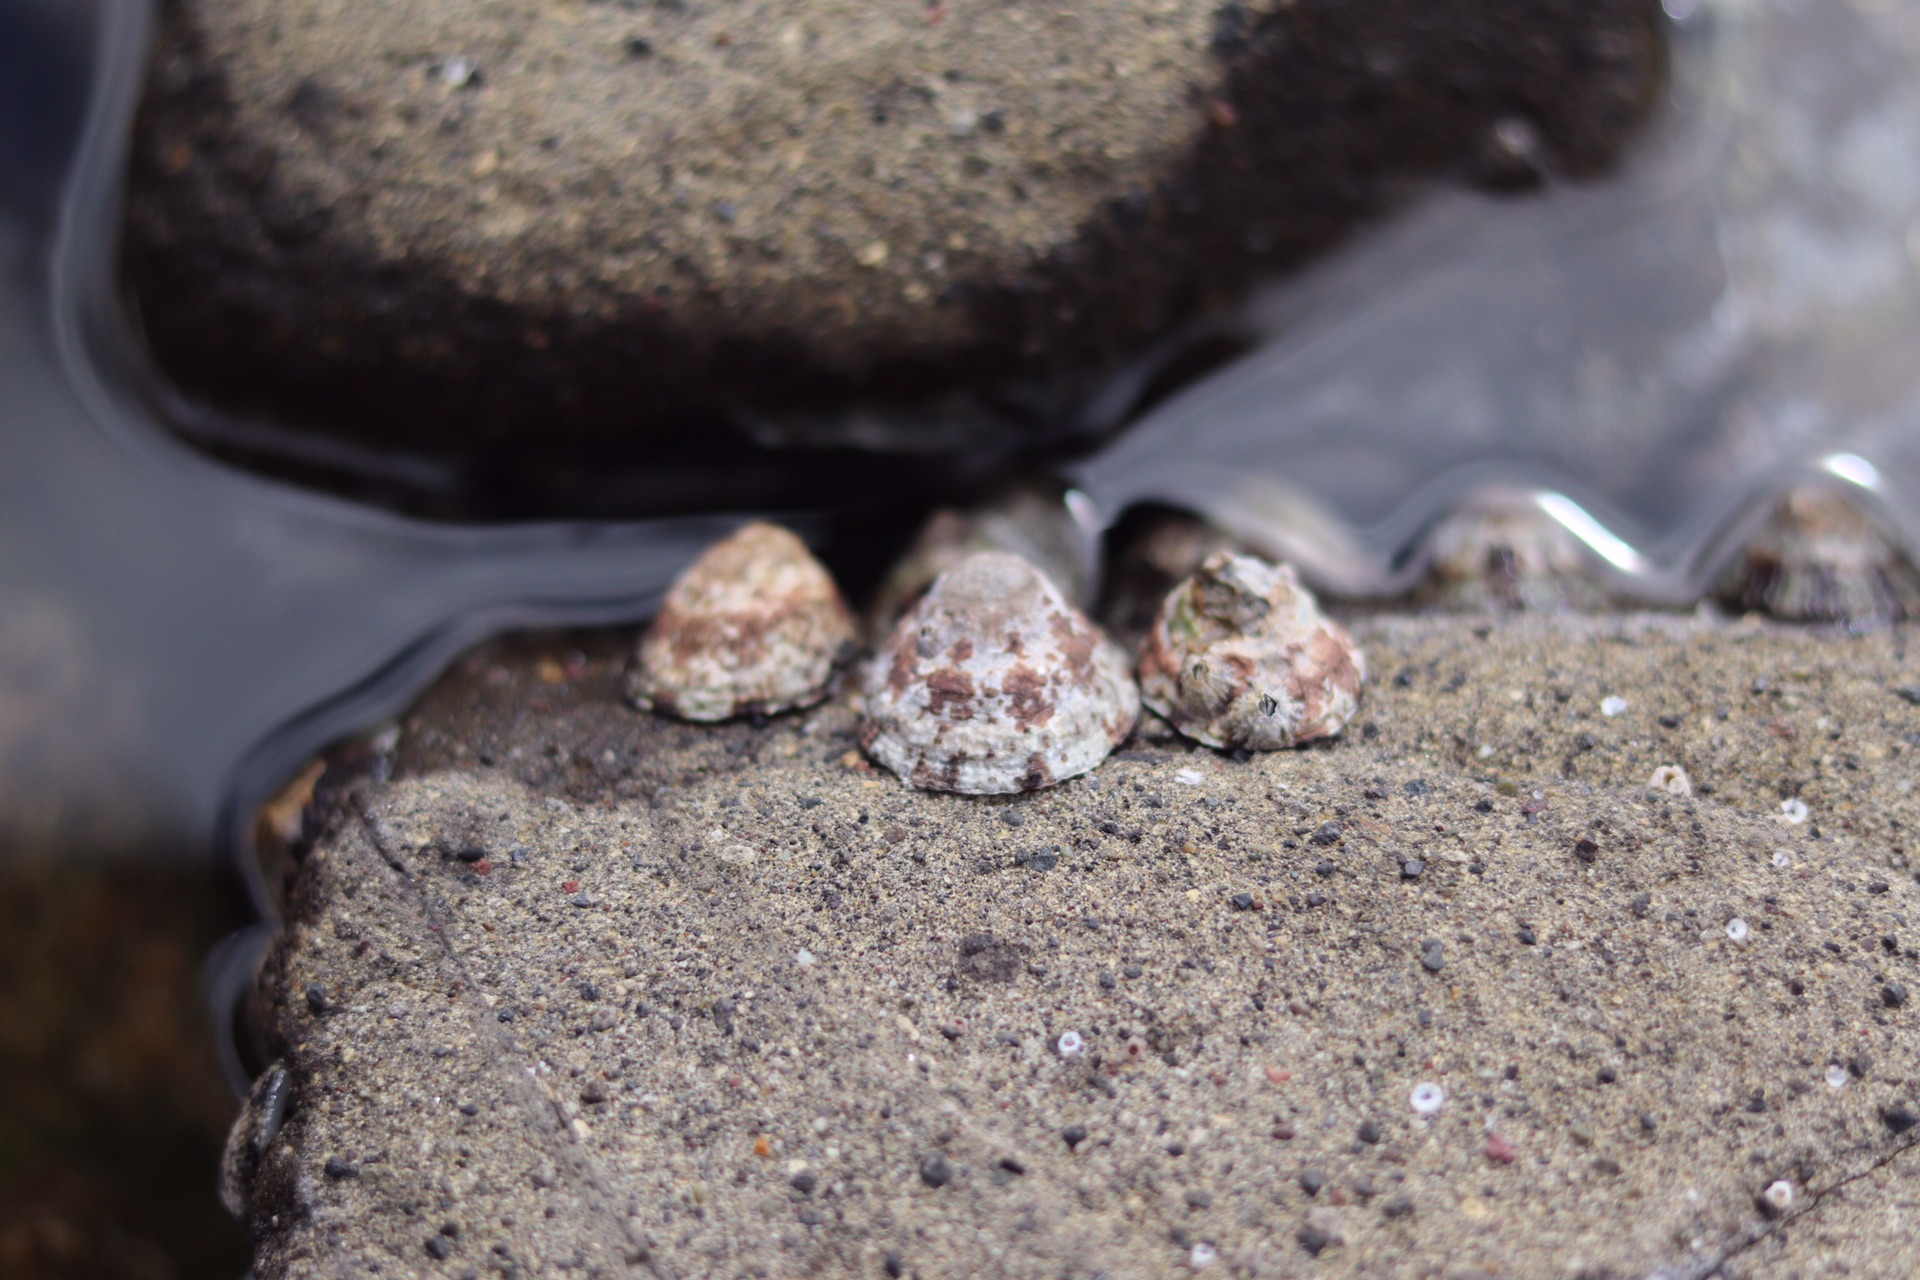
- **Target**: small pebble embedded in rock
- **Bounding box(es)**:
[1420,939,1446,972]
[919,1152,955,1188]
[1885,982,1909,1008]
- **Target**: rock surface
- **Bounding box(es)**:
[236,613,1920,1277]
[125,0,1664,454]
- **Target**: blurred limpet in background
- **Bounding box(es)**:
[628,522,857,722]
[1716,487,1920,626]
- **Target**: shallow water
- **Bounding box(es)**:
[3,0,1919,900]
[1072,0,1920,600]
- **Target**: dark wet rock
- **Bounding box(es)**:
[125,0,1664,460]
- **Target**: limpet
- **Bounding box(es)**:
[1719,486,1920,624]
[629,522,856,721]
[1138,551,1364,750]
[861,551,1138,794]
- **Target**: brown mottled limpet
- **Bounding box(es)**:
[629,522,857,722]
[1717,486,1920,624]
[1138,551,1364,750]
[861,551,1139,794]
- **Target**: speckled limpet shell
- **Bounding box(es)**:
[629,522,856,722]
[861,551,1139,794]
[1138,551,1364,750]
[1717,487,1920,624]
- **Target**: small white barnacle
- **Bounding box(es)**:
[1137,552,1364,750]
[861,551,1138,794]
[629,522,856,722]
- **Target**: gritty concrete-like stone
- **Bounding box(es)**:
[237,613,1920,1277]
[126,0,1663,454]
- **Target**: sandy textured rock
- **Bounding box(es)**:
[236,613,1920,1278]
[125,0,1664,455]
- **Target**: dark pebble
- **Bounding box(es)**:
[1358,1120,1383,1144]
[1272,1122,1296,1140]
[1517,924,1537,945]
[1885,982,1910,1008]
[1185,1190,1214,1210]
[1640,1113,1657,1132]
[458,1102,479,1116]
[1098,971,1117,990]
[1851,1054,1874,1078]
[1401,859,1425,879]
[1382,1194,1415,1219]
[1884,1105,1919,1135]
[1305,892,1327,907]
[1403,778,1430,796]
[797,1208,824,1226]
[1001,810,1025,828]
[1298,1226,1333,1256]
[580,1080,608,1104]
[425,1236,451,1260]
[1230,892,1256,911]
[455,845,487,863]
[1473,799,1494,813]
[1573,836,1599,863]
[323,1156,359,1179]
[790,1170,817,1195]
[998,1157,1026,1176]
[1063,1124,1089,1149]
[1300,1170,1326,1196]
[1310,822,1343,846]
[919,1153,955,1187]
[1314,860,1337,877]
[1597,1067,1617,1085]
[579,981,599,1001]
[1124,963,1144,979]
[885,1250,905,1278]
[305,983,328,1015]
[1166,1143,1186,1157]
[1420,939,1446,973]
[497,1009,516,1023]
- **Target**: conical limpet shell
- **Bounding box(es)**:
[1717,487,1920,624]
[1138,551,1364,750]
[861,551,1139,794]
[629,522,856,722]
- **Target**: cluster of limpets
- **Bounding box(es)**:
[627,516,1365,795]
[628,478,1917,795]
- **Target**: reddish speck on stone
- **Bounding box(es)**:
[473,858,492,876]
[1484,1134,1518,1164]
[562,879,580,893]
[1266,1067,1293,1084]
[1209,1070,1230,1087]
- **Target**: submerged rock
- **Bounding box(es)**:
[861,551,1137,793]
[1138,551,1363,749]
[629,522,855,721]
[125,0,1664,455]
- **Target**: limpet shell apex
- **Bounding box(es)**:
[629,522,856,722]
[861,551,1139,794]
[1138,551,1364,750]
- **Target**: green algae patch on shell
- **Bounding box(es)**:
[629,522,856,722]
[861,551,1138,794]
[1138,552,1364,750]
